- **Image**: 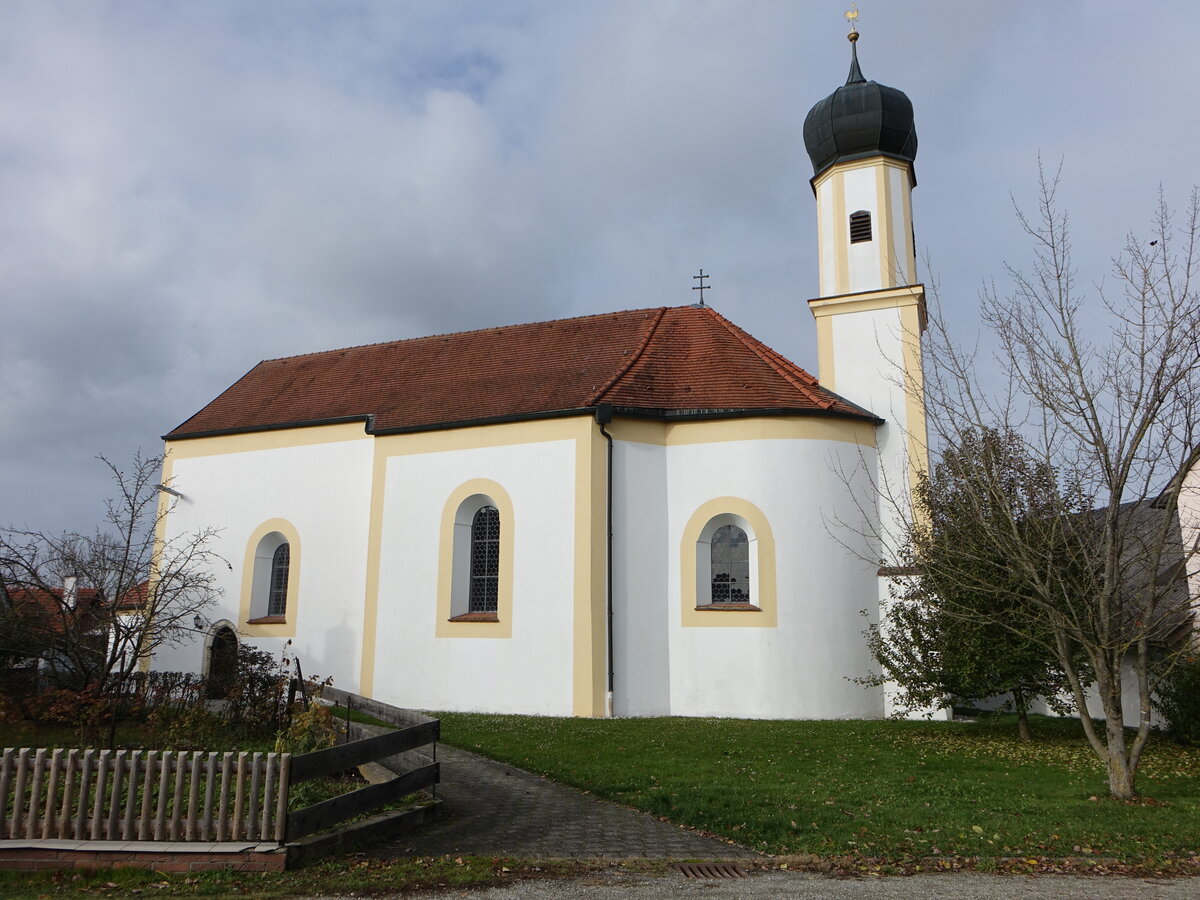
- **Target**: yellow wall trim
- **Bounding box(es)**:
[434,479,516,639]
[238,518,302,639]
[148,450,176,672]
[572,418,608,716]
[605,416,876,449]
[358,439,390,695]
[809,284,926,319]
[875,164,895,289]
[814,317,836,391]
[165,422,369,460]
[832,170,848,295]
[812,155,914,190]
[900,302,930,506]
[680,497,777,628]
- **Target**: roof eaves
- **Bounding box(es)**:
[611,405,883,425]
[369,407,598,436]
[164,414,374,442]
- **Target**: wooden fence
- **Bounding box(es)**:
[1,690,439,849]
[1,748,288,843]
[284,718,439,841]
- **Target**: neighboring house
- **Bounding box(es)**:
[999,500,1197,727]
[152,35,931,718]
[0,579,107,688]
[0,577,154,691]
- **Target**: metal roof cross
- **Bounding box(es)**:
[692,269,710,305]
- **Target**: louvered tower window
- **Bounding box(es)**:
[468,506,500,613]
[849,210,872,243]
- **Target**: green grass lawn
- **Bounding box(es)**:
[434,712,1200,864]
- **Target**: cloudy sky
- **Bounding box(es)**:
[2,1,1198,534]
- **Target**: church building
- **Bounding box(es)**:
[152,30,929,719]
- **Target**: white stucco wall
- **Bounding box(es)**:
[653,436,882,719]
[843,166,882,293]
[610,438,670,716]
[157,418,899,722]
[371,439,577,716]
[888,166,912,285]
[153,435,375,690]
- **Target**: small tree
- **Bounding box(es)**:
[864,427,1092,739]
[0,452,222,698]
[898,169,1200,799]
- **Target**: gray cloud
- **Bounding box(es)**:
[2,1,1197,532]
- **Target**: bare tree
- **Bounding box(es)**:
[896,166,1200,799]
[0,452,222,697]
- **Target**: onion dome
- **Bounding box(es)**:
[802,32,917,181]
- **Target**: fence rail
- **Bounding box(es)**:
[1,747,288,843]
[284,719,439,841]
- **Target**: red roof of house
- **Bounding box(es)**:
[3,585,103,635]
[3,580,149,620]
[165,306,878,439]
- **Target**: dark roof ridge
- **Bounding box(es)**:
[257,305,673,366]
[702,307,836,411]
[586,307,668,406]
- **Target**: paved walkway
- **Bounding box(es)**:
[406,870,1200,899]
[372,743,755,859]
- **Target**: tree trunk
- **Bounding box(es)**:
[1102,686,1136,800]
[1013,688,1032,741]
[1107,755,1136,800]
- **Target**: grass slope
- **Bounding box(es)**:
[435,713,1200,863]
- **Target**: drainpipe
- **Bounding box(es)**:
[594,403,615,718]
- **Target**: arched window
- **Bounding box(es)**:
[694,512,760,610]
[438,481,514,634]
[248,529,294,622]
[468,506,500,613]
[710,523,750,604]
[849,209,872,243]
[268,543,290,616]
[446,490,509,623]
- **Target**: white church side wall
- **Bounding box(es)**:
[610,437,671,717]
[370,436,578,716]
[660,432,882,719]
[153,424,375,690]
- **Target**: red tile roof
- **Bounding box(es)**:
[3,586,103,635]
[165,306,878,439]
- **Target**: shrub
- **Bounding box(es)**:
[1155,654,1200,745]
[145,703,229,750]
[222,644,290,731]
[276,702,336,756]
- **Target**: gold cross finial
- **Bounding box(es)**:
[845,4,860,42]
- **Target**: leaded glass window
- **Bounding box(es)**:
[469,506,500,613]
[710,524,750,604]
[268,543,290,616]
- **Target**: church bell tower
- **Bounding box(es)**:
[803,22,928,504]
[804,20,935,720]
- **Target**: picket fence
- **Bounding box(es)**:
[0,747,288,843]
